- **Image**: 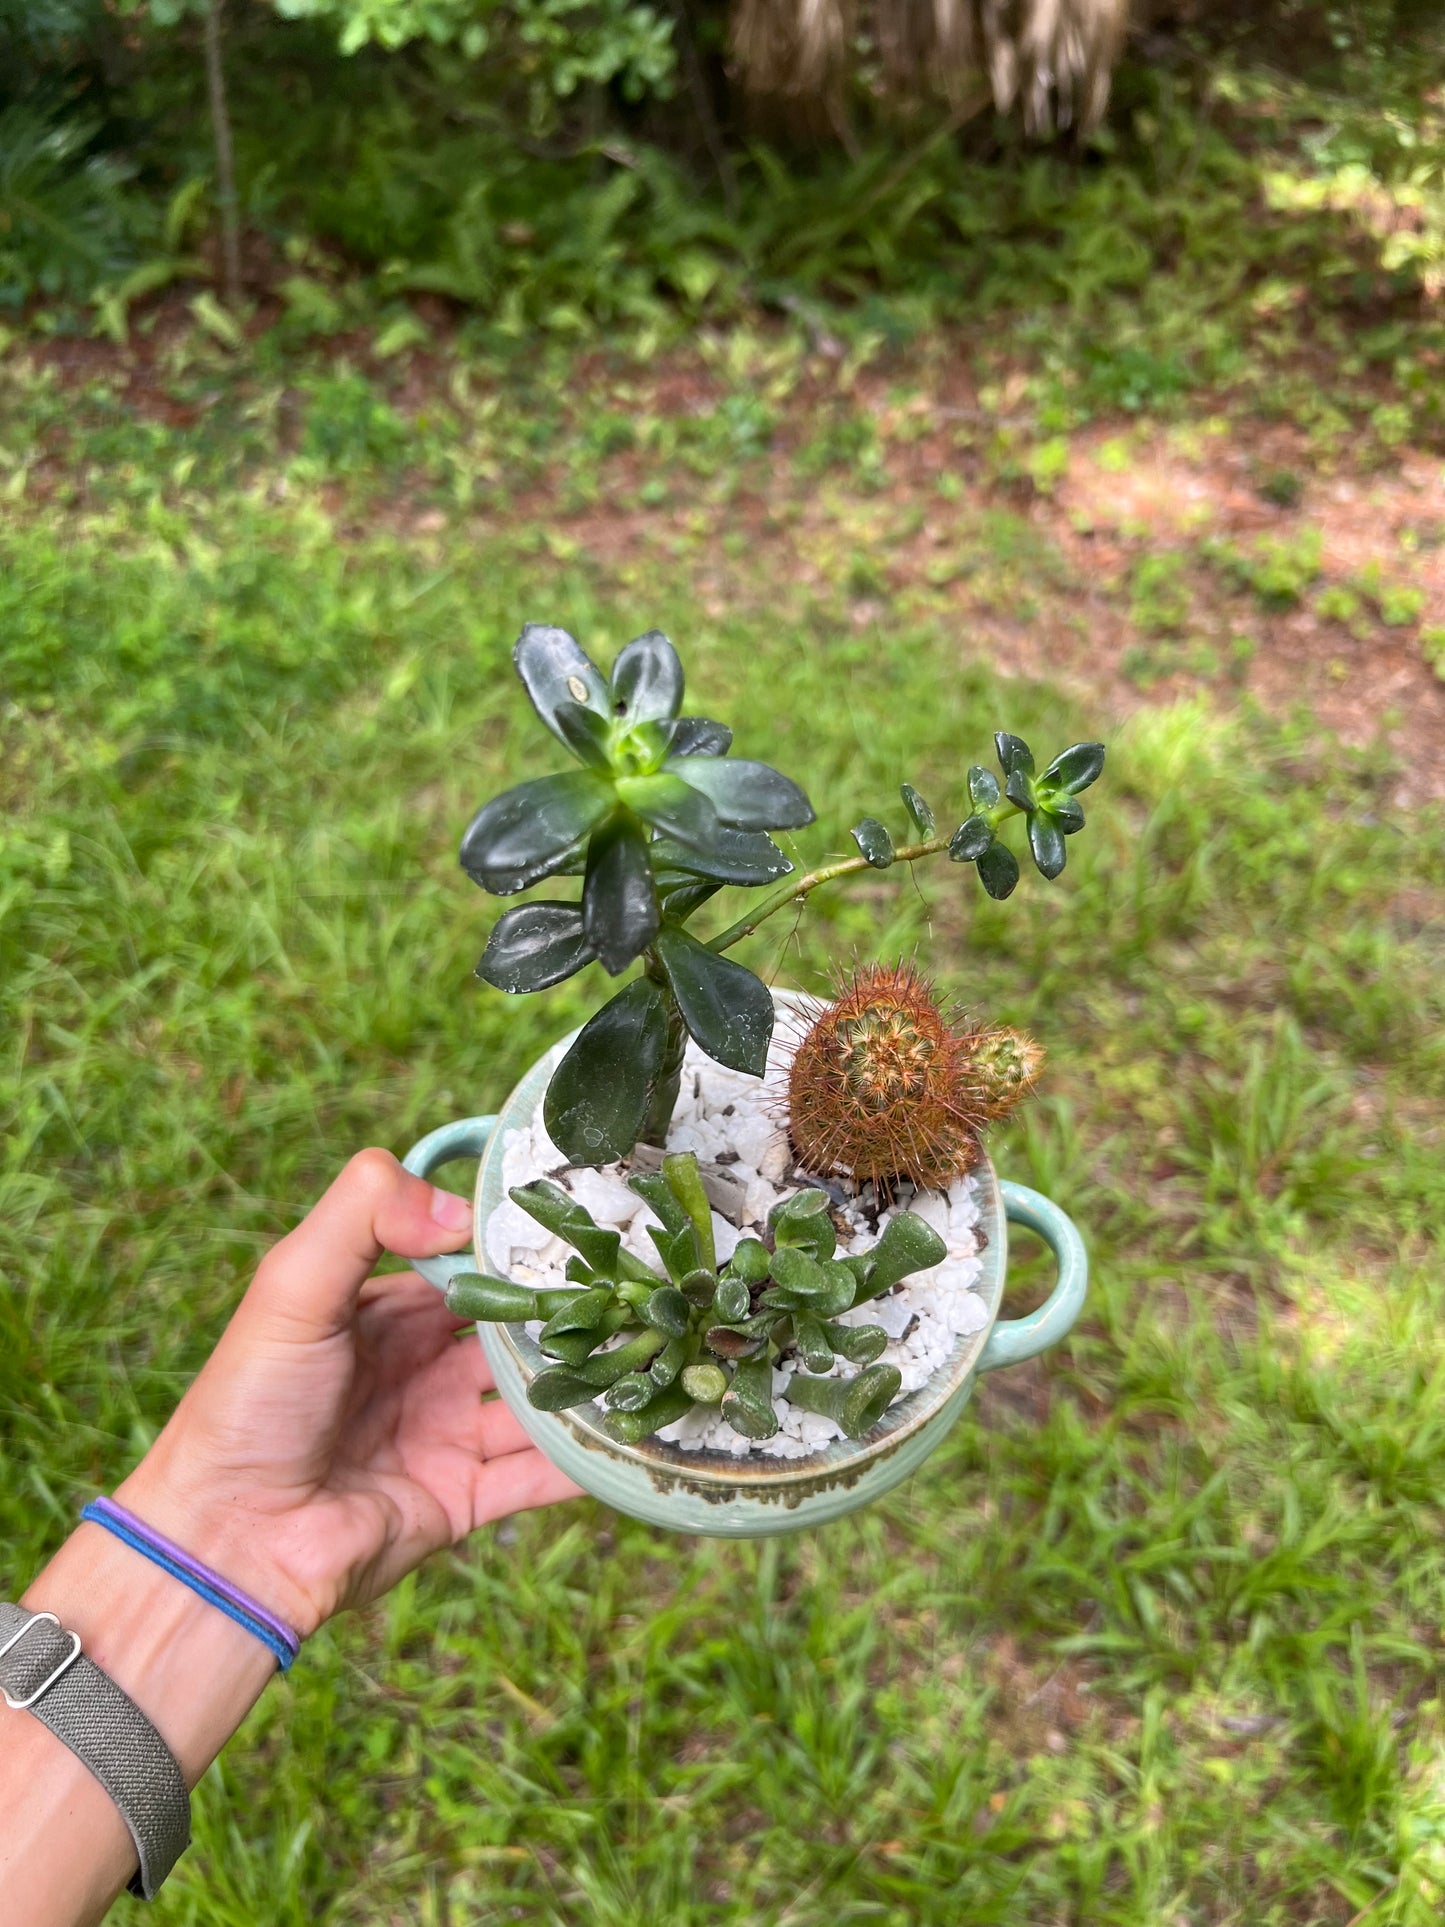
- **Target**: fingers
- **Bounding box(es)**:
[248,1148,473,1340]
[469,1448,583,1530]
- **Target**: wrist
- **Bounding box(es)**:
[114,1448,324,1642]
[19,1522,277,1789]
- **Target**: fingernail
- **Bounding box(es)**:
[430,1188,472,1232]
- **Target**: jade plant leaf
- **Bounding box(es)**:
[1028,812,1067,880]
[610,630,684,725]
[543,977,669,1165]
[476,903,596,994]
[513,624,610,747]
[949,815,994,864]
[651,827,792,885]
[665,755,815,831]
[614,772,720,847]
[968,764,1002,810]
[582,814,658,976]
[851,818,895,868]
[976,839,1021,900]
[666,717,732,757]
[459,771,613,895]
[654,924,774,1075]
[994,732,1035,778]
[1040,741,1106,794]
[551,699,614,771]
[900,783,935,837]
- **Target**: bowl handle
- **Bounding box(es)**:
[400,1116,497,1291]
[976,1182,1088,1374]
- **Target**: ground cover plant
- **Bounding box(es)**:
[3,303,1445,1924]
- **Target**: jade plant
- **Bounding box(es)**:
[447,1150,947,1445]
[462,623,1105,1169]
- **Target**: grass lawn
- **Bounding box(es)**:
[3,278,1445,1924]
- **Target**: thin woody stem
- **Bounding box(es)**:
[705,805,1024,956]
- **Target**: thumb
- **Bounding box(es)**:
[246,1148,474,1339]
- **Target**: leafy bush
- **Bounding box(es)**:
[0,101,155,305]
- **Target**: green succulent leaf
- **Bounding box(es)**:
[656,880,722,920]
[666,755,815,831]
[654,924,774,1076]
[552,699,615,771]
[681,1362,728,1404]
[976,839,1021,900]
[1048,795,1086,835]
[605,1371,658,1412]
[851,818,895,868]
[994,732,1035,778]
[649,1335,693,1387]
[651,828,792,885]
[459,771,613,896]
[603,1383,694,1443]
[968,765,1002,810]
[582,813,658,977]
[722,1354,780,1439]
[539,1318,628,1368]
[846,1210,948,1305]
[713,1277,751,1323]
[538,1284,614,1343]
[769,1189,836,1262]
[444,1274,565,1322]
[578,1328,665,1386]
[1040,741,1106,795]
[527,1367,601,1412]
[785,1361,902,1438]
[615,772,720,847]
[726,1238,772,1286]
[949,815,994,863]
[610,629,684,725]
[510,1181,623,1275]
[822,1320,889,1365]
[900,783,936,837]
[476,903,596,995]
[544,976,669,1165]
[1004,768,1036,812]
[795,1313,835,1373]
[662,1151,717,1272]
[513,624,610,747]
[638,1284,692,1338]
[666,717,732,757]
[627,1171,691,1238]
[1028,812,1068,879]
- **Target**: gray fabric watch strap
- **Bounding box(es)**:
[0,1600,191,1900]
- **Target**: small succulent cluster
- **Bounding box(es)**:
[788,963,1044,1194]
[446,1150,947,1445]
[462,624,1104,1166]
[854,732,1105,900]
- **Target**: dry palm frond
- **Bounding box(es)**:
[730,0,1131,134]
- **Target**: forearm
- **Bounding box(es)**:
[0,1520,276,1927]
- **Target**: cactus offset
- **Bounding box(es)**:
[787,963,987,1192]
[968,1024,1046,1121]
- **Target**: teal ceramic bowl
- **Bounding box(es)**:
[403,1038,1087,1539]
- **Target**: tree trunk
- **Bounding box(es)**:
[203,0,243,307]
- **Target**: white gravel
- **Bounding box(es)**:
[486,1029,988,1459]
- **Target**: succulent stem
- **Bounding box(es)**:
[705,806,1023,957]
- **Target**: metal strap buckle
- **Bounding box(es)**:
[0,1610,83,1711]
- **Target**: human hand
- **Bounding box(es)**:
[117,1148,581,1638]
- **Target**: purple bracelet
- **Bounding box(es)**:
[81,1497,302,1671]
